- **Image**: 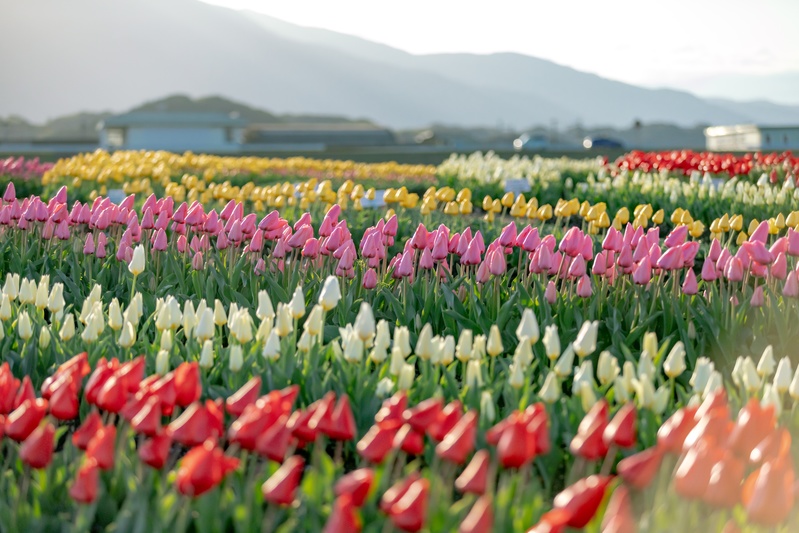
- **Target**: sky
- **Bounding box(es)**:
[202,0,799,103]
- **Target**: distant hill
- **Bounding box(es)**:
[2,0,799,128]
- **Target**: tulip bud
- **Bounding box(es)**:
[38,326,51,349]
[370,342,389,364]
[572,360,595,393]
[305,305,323,337]
[773,357,792,394]
[472,334,486,360]
[441,335,455,365]
[199,340,214,369]
[741,356,761,393]
[256,317,273,344]
[288,286,305,320]
[573,321,598,358]
[19,279,35,305]
[34,279,49,309]
[182,302,197,340]
[642,332,658,360]
[415,323,434,360]
[389,346,405,376]
[60,313,76,341]
[230,310,254,344]
[637,350,655,381]
[106,298,122,331]
[0,294,11,321]
[757,346,775,377]
[256,290,275,321]
[508,363,525,390]
[579,382,598,411]
[297,330,313,353]
[516,309,540,344]
[486,325,503,357]
[375,320,390,351]
[539,372,560,403]
[118,321,136,348]
[653,385,669,414]
[262,329,281,362]
[542,325,561,361]
[18,310,32,341]
[159,329,173,351]
[155,349,170,375]
[597,351,620,386]
[480,391,496,424]
[344,333,364,363]
[354,302,375,342]
[632,378,655,409]
[614,378,630,403]
[275,303,293,337]
[376,378,395,398]
[553,344,575,378]
[690,357,715,393]
[213,299,227,326]
[3,273,19,300]
[395,326,411,358]
[229,344,243,372]
[663,341,686,378]
[702,370,723,398]
[318,276,341,311]
[194,308,215,342]
[398,364,415,390]
[466,360,483,389]
[761,384,782,417]
[455,329,473,362]
[47,283,65,314]
[128,244,145,275]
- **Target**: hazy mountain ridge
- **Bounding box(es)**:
[2,0,798,129]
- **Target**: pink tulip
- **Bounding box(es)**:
[537,245,553,272]
[476,261,490,284]
[152,228,168,252]
[96,233,107,258]
[580,235,594,261]
[680,242,700,267]
[750,285,765,307]
[559,227,583,257]
[431,232,449,261]
[383,214,398,237]
[488,249,506,276]
[177,235,187,254]
[499,222,517,248]
[448,233,461,254]
[783,271,799,297]
[363,268,378,289]
[420,247,434,270]
[338,246,356,271]
[3,182,15,202]
[664,225,688,248]
[396,251,414,278]
[645,227,660,249]
[83,234,95,255]
[656,246,682,270]
[602,226,622,252]
[549,252,563,277]
[259,211,281,232]
[724,257,744,282]
[592,252,607,276]
[521,227,541,253]
[141,208,155,230]
[287,224,313,249]
[708,238,722,262]
[204,211,221,234]
[253,258,265,275]
[771,252,788,280]
[216,232,230,251]
[42,219,55,240]
[742,241,773,265]
[715,248,731,276]
[682,269,698,295]
[227,220,244,244]
[302,238,320,259]
[515,225,531,247]
[545,280,557,304]
[567,255,586,278]
[632,256,651,285]
[185,203,205,227]
[769,237,788,257]
[648,243,662,266]
[576,275,593,298]
[192,252,204,271]
[630,226,644,249]
[617,244,633,269]
[632,240,649,263]
[460,239,482,266]
[748,220,770,244]
[249,229,264,253]
[409,224,427,250]
[787,228,799,257]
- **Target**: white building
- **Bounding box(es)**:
[98,112,248,152]
[704,124,799,152]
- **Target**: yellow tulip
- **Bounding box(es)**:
[730,214,743,231]
[748,219,759,235]
[616,207,630,225]
[736,231,748,245]
[501,192,515,208]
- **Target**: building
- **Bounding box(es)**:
[244,122,395,151]
[704,124,799,152]
[98,112,248,152]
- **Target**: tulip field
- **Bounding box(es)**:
[0,149,798,532]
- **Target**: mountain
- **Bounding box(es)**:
[2,0,798,129]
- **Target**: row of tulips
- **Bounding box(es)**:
[0,156,54,181]
[0,345,796,531]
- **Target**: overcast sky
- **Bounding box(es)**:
[203,0,799,101]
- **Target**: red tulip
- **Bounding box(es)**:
[334,468,374,507]
[116,356,145,393]
[19,422,55,469]
[459,495,493,533]
[229,402,281,451]
[703,451,745,509]
[486,416,511,447]
[288,407,318,443]
[72,410,103,450]
[323,495,362,533]
[393,424,425,456]
[254,414,292,463]
[328,394,357,441]
[225,376,261,416]
[69,459,100,504]
[13,376,36,410]
[5,398,48,442]
[148,373,177,416]
[139,431,172,470]
[603,403,636,449]
[528,411,551,456]
[262,455,305,506]
[750,427,791,465]
[657,406,698,454]
[375,392,408,429]
[617,446,664,489]
[0,362,21,414]
[96,375,127,414]
[176,439,240,497]
[357,424,397,464]
[84,358,117,406]
[436,410,477,465]
[601,485,635,533]
[388,477,429,532]
[309,392,337,436]
[673,438,724,500]
[570,400,609,461]
[455,449,490,495]
[380,472,420,513]
[48,373,80,420]
[526,509,570,533]
[86,425,117,470]
[170,401,224,447]
[553,475,613,528]
[727,398,776,460]
[427,400,462,441]
[174,362,201,407]
[42,352,90,399]
[131,396,162,436]
[743,458,795,526]
[497,416,532,468]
